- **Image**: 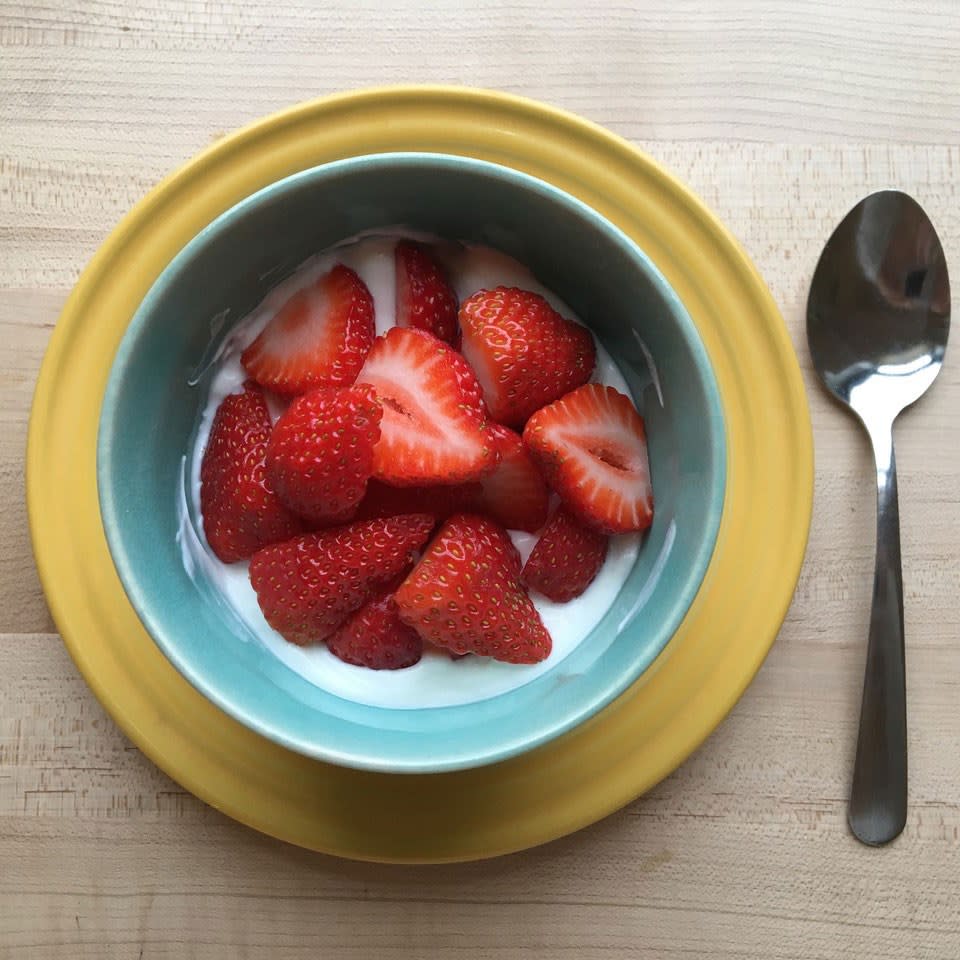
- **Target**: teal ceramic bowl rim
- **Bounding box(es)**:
[97,152,726,773]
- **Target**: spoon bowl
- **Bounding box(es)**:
[807,190,950,846]
[809,190,949,424]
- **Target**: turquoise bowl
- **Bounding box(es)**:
[97,153,725,773]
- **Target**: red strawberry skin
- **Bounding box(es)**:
[354,478,483,523]
[248,515,435,646]
[448,347,489,422]
[522,507,609,602]
[459,287,596,427]
[241,264,375,395]
[395,514,549,664]
[478,424,549,532]
[355,327,497,486]
[459,511,524,578]
[524,384,653,535]
[200,382,303,563]
[265,385,382,525]
[326,587,423,669]
[395,241,459,345]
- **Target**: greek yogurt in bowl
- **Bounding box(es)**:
[180,231,642,709]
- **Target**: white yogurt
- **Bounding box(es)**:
[181,232,641,709]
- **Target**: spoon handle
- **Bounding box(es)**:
[849,425,907,845]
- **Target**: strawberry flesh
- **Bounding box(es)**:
[395,514,550,664]
[522,507,609,602]
[248,514,435,646]
[355,327,497,486]
[478,423,549,532]
[200,382,303,563]
[524,384,653,535]
[241,264,375,395]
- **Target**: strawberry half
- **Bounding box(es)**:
[395,240,458,345]
[477,424,549,532]
[248,514,435,646]
[524,384,654,535]
[459,287,596,427]
[327,586,423,670]
[265,385,382,525]
[241,264,375,395]
[395,514,550,664]
[355,327,497,486]
[522,507,609,602]
[354,478,483,523]
[199,382,303,563]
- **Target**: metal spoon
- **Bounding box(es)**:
[807,191,950,845]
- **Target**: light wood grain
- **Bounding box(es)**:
[3,2,960,958]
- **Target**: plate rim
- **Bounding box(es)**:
[27,85,813,863]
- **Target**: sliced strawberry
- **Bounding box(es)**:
[459,511,523,579]
[327,587,423,670]
[448,348,489,422]
[395,514,549,664]
[522,507,609,602]
[395,240,458,345]
[265,385,382,525]
[355,327,497,486]
[523,384,654,535]
[354,478,483,523]
[241,264,375,395]
[459,287,596,427]
[199,382,303,563]
[248,515,434,645]
[478,424,549,532]
[354,429,547,532]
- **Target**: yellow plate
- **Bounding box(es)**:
[27,87,812,863]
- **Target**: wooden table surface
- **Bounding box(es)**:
[3,2,959,957]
